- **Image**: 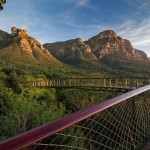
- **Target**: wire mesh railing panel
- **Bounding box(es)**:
[1,86,150,150]
[24,89,150,150]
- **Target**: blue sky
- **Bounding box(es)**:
[0,0,150,56]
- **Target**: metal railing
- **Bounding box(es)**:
[23,77,150,90]
[0,85,150,150]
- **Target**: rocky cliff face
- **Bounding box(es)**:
[44,38,98,64]
[133,49,148,60]
[44,30,148,63]
[0,30,11,41]
[86,30,148,60]
[11,27,28,38]
[10,27,51,57]
[0,27,149,76]
[0,30,12,49]
[0,27,63,67]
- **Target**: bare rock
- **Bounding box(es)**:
[98,30,118,39]
[10,27,53,59]
[11,27,28,38]
[44,38,98,62]
[86,30,148,60]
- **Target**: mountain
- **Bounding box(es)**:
[86,30,148,61]
[0,30,11,49]
[44,38,98,66]
[0,28,149,77]
[0,30,11,41]
[44,30,150,76]
[44,30,148,63]
[0,27,64,70]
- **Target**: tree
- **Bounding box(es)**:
[0,88,66,140]
[0,0,6,10]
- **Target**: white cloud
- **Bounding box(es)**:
[115,18,150,56]
[64,0,89,7]
[77,0,88,7]
[122,0,150,11]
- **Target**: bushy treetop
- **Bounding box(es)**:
[0,0,6,10]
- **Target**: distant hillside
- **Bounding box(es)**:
[44,38,98,66]
[45,30,148,62]
[0,30,11,49]
[86,30,148,61]
[44,30,149,76]
[0,27,149,77]
[0,27,65,70]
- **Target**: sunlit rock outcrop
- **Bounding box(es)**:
[44,38,98,63]
[11,27,28,38]
[86,30,148,60]
[0,27,63,67]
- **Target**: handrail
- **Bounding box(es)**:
[0,85,150,150]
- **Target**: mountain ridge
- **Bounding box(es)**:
[0,27,149,77]
[0,27,65,69]
[44,30,148,63]
[86,30,148,60]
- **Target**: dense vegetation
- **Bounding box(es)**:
[0,87,66,140]
[0,70,119,141]
[101,52,150,76]
[0,0,6,10]
[61,54,150,77]
[59,89,118,111]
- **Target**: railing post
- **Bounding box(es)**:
[50,80,52,86]
[53,79,55,86]
[125,79,128,87]
[56,79,58,86]
[32,82,34,87]
[45,80,48,87]
[103,79,106,87]
[109,79,112,87]
[116,78,119,87]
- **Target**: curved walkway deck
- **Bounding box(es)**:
[23,77,150,92]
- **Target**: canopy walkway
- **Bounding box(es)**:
[23,77,150,92]
[0,77,150,150]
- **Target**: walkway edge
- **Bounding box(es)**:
[0,85,150,150]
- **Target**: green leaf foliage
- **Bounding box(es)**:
[59,89,118,111]
[0,87,66,140]
[0,0,6,10]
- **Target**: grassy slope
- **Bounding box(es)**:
[101,52,150,76]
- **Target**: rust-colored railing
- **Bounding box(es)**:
[23,77,150,90]
[0,85,150,150]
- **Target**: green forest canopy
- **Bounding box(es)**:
[0,0,6,10]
